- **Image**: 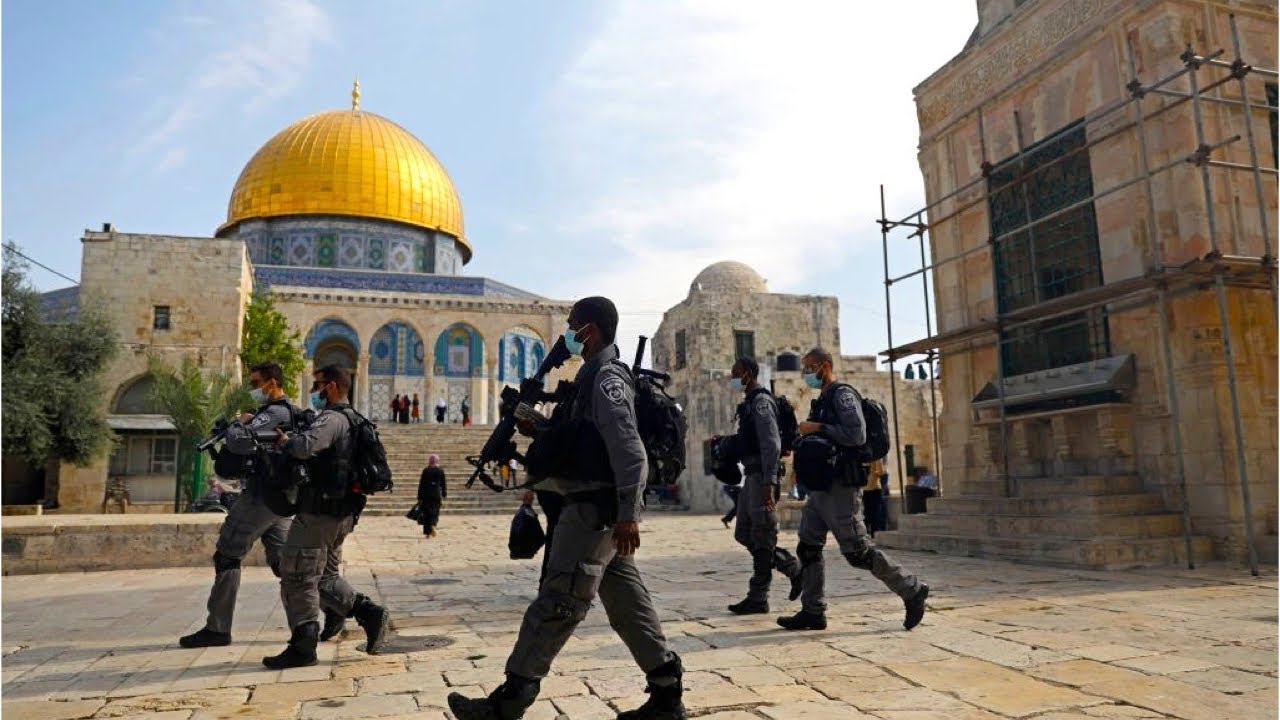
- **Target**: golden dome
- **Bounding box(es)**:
[219,108,469,261]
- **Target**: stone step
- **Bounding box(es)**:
[927,493,1166,517]
[873,530,1214,570]
[964,475,1145,498]
[896,511,1186,539]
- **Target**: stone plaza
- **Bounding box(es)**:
[3,513,1275,720]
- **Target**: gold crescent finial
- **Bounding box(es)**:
[352,78,361,111]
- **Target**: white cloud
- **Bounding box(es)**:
[132,0,333,171]
[540,1,975,361]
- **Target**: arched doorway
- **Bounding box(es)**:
[305,319,360,408]
[498,327,548,387]
[369,321,426,422]
[433,323,484,423]
[105,375,178,503]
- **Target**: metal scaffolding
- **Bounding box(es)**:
[877,19,1277,576]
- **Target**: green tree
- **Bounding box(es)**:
[240,289,306,397]
[1,243,118,467]
[147,356,253,508]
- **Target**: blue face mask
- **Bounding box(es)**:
[730,377,745,392]
[249,388,267,405]
[310,390,326,410]
[563,324,586,356]
[803,372,823,389]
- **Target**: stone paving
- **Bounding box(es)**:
[1,514,1276,719]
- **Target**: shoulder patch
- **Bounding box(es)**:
[600,375,627,405]
[249,412,273,428]
[753,397,773,416]
[837,390,857,409]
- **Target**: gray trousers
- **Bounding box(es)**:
[506,502,675,681]
[279,512,360,630]
[797,483,919,615]
[205,491,290,634]
[733,474,799,603]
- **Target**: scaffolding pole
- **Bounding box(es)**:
[912,216,943,485]
[880,186,909,514]
[874,40,1277,571]
[1185,46,1260,576]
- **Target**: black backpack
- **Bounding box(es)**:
[823,384,890,463]
[776,395,799,456]
[339,408,394,495]
[624,363,688,487]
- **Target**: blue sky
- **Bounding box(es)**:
[3,0,977,364]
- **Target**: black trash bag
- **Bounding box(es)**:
[508,504,546,560]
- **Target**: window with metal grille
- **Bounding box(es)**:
[153,305,171,331]
[674,330,687,370]
[988,120,1108,376]
[733,330,755,362]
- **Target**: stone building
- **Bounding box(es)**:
[34,88,574,512]
[875,0,1278,567]
[652,261,939,513]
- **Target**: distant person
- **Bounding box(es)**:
[400,396,411,424]
[862,459,888,536]
[411,394,421,423]
[435,396,447,423]
[390,394,401,423]
[418,454,446,537]
[461,396,471,426]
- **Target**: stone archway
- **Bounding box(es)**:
[369,321,427,422]
[433,323,485,423]
[305,318,361,408]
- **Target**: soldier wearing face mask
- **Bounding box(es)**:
[179,361,303,649]
[725,357,802,615]
[449,296,685,720]
[778,347,930,633]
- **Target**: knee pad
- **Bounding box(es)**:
[213,551,242,573]
[796,543,824,567]
[547,592,591,623]
[844,546,874,570]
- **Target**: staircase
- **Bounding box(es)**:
[363,423,526,517]
[874,474,1214,570]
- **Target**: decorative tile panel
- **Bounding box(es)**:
[339,236,364,268]
[388,240,413,273]
[367,238,385,269]
[316,234,336,268]
[288,235,314,266]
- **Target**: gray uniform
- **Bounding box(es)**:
[506,346,676,682]
[734,389,800,603]
[796,385,920,615]
[278,405,363,630]
[203,402,294,634]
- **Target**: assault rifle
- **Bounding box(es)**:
[465,336,572,492]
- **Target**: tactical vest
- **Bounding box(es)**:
[307,404,354,500]
[734,387,773,458]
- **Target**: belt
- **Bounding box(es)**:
[565,488,614,506]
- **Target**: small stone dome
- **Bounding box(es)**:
[689,261,768,296]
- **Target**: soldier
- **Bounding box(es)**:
[179,361,299,649]
[777,348,930,632]
[449,296,685,720]
[726,357,802,615]
[262,365,391,669]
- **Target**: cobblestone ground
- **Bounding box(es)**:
[2,514,1276,720]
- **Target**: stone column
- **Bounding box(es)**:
[357,353,371,414]
[297,366,312,408]
[486,359,500,425]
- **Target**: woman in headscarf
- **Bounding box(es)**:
[418,454,447,537]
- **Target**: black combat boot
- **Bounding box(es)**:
[351,594,390,654]
[776,610,827,631]
[262,621,319,669]
[447,674,540,719]
[319,608,346,641]
[727,598,769,615]
[903,583,930,631]
[178,627,231,648]
[617,656,686,720]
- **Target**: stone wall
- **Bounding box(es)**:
[653,273,940,513]
[54,231,254,513]
[1,514,265,575]
[913,0,1278,560]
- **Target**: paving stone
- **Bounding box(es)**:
[1027,659,1149,687]
[414,684,483,710]
[870,710,1005,720]
[95,689,251,718]
[188,703,301,719]
[103,713,194,720]
[551,693,616,719]
[1070,644,1161,662]
[758,700,876,719]
[1083,674,1273,720]
[0,698,104,720]
[717,665,796,687]
[888,657,1102,718]
[249,679,355,705]
[1170,666,1277,694]
[297,693,418,719]
[1114,653,1221,674]
[330,656,406,679]
[356,671,446,694]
